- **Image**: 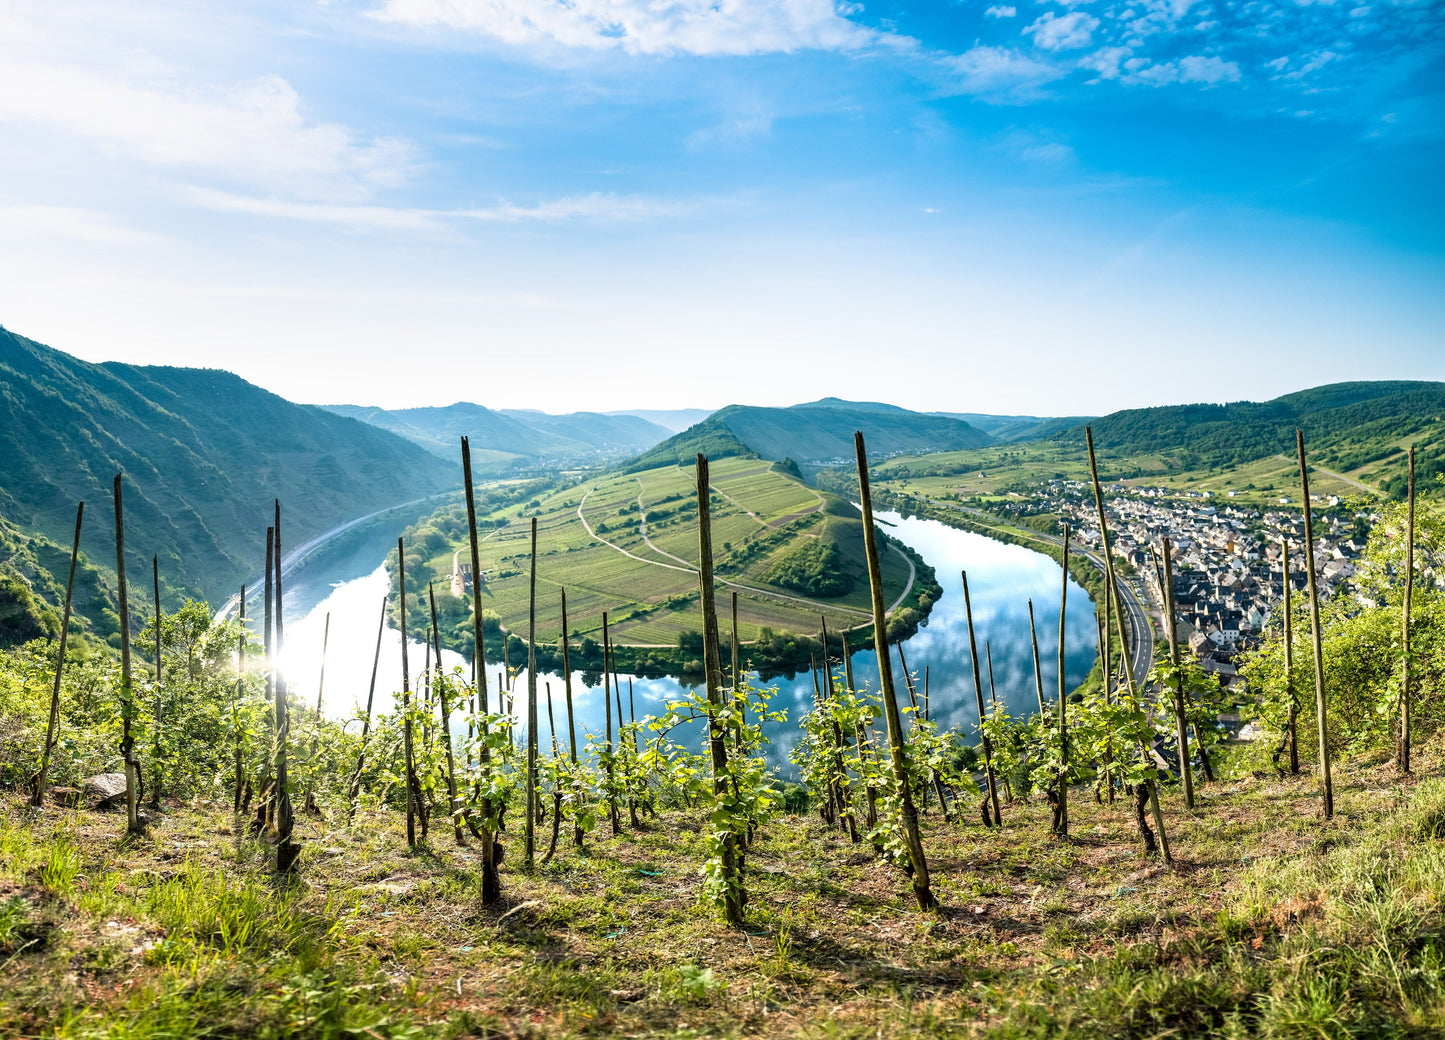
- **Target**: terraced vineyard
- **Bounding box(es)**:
[412,457,915,646]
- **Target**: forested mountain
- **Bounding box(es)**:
[0,326,455,643]
[1071,380,1445,494]
[324,402,673,463]
[626,400,993,471]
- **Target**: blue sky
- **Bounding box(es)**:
[0,0,1440,415]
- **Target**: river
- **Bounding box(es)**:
[274,507,1098,775]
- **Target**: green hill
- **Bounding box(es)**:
[626,400,992,472]
[0,325,456,639]
[1070,380,1445,496]
[323,403,673,463]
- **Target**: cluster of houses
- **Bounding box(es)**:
[1041,482,1370,682]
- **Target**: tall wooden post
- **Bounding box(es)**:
[429,586,464,845]
[1161,537,1195,808]
[1282,539,1299,774]
[260,526,274,833]
[398,539,417,847]
[696,454,743,925]
[460,437,498,899]
[1028,599,1046,716]
[1400,445,1415,774]
[1057,524,1070,836]
[962,571,1001,826]
[854,433,935,910]
[348,594,388,819]
[525,517,539,868]
[1297,429,1333,818]
[233,583,246,816]
[1087,429,1170,862]
[273,501,298,872]
[113,475,141,834]
[32,501,83,807]
[602,611,620,835]
[150,556,163,812]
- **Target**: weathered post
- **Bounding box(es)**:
[1282,540,1298,775]
[696,454,744,925]
[398,539,417,847]
[602,611,620,835]
[1057,524,1070,837]
[1160,537,1195,809]
[460,436,499,899]
[962,571,1001,826]
[32,501,83,808]
[525,517,539,868]
[1086,429,1170,863]
[273,501,299,873]
[348,595,387,820]
[1400,445,1416,774]
[1296,429,1333,818]
[113,475,142,835]
[150,556,163,812]
[854,433,935,910]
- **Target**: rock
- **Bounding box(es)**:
[51,787,83,808]
[83,773,128,810]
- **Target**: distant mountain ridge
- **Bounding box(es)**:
[0,325,456,640]
[625,399,994,471]
[1071,380,1445,493]
[324,402,674,463]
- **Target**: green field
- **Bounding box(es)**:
[408,457,914,647]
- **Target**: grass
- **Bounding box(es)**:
[3,747,1445,1038]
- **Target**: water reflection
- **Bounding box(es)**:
[276,509,1098,775]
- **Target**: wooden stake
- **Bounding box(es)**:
[429,585,464,846]
[1086,429,1170,863]
[1027,599,1046,717]
[1160,537,1195,809]
[962,571,1002,826]
[695,454,744,925]
[150,555,163,812]
[1296,429,1333,818]
[460,436,499,900]
[525,517,538,868]
[1283,540,1298,775]
[1400,445,1415,774]
[398,538,417,847]
[113,475,141,834]
[32,501,82,808]
[602,611,620,835]
[274,501,298,872]
[348,594,387,820]
[1057,525,1070,837]
[854,433,935,910]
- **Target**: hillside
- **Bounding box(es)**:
[391,456,924,662]
[1070,380,1445,495]
[604,407,715,433]
[0,325,456,635]
[324,403,673,463]
[626,400,992,472]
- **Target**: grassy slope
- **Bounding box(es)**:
[4,751,1445,1038]
[0,327,456,618]
[404,457,911,647]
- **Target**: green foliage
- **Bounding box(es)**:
[763,540,852,596]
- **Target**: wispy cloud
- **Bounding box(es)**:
[187,188,720,231]
[1024,12,1100,52]
[939,46,1064,99]
[369,0,881,56]
[0,61,415,196]
[0,204,167,246]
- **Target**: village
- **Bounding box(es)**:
[1024,481,1371,686]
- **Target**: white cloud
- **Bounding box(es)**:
[1079,45,1133,80]
[188,188,713,231]
[0,205,166,246]
[1123,54,1241,85]
[369,0,879,56]
[984,6,1017,18]
[1024,11,1100,52]
[939,45,1064,97]
[0,62,414,197]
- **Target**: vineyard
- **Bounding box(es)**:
[1,431,1443,1038]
